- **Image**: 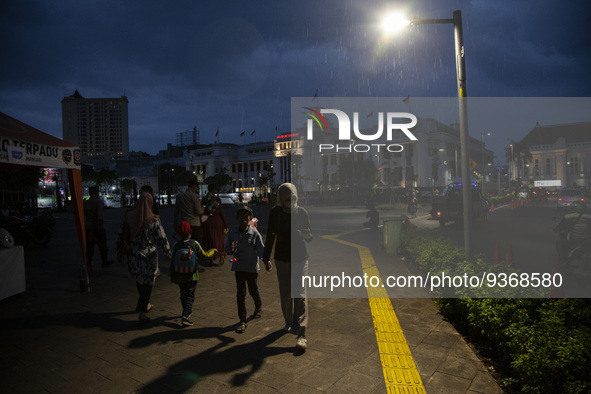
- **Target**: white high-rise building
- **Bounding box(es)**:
[61,89,129,168]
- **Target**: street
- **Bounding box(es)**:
[410,200,559,275]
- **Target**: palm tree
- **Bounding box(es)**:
[505,141,533,186]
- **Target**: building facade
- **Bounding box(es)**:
[61,90,129,169]
[292,116,494,194]
[185,141,279,193]
[518,121,591,189]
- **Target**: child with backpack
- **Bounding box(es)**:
[170,221,217,326]
[226,205,269,333]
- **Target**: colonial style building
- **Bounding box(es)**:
[518,121,591,188]
[184,141,279,193]
[291,116,494,193]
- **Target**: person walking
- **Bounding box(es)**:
[122,193,171,324]
[139,185,159,214]
[227,205,268,333]
[170,221,217,326]
[174,179,205,270]
[84,186,113,272]
[262,183,312,351]
[409,198,418,218]
[202,184,229,266]
[139,185,161,278]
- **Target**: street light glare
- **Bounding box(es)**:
[381,13,410,34]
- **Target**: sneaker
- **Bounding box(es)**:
[296,336,307,350]
[181,316,194,326]
[283,324,291,333]
[138,313,150,324]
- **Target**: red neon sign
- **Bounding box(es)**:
[276,133,299,139]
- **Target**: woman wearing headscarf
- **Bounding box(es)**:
[262,183,312,351]
[201,184,228,266]
[122,192,171,323]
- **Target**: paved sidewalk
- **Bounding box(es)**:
[0,207,502,393]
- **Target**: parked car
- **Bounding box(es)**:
[557,188,585,210]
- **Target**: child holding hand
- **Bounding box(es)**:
[170,221,217,327]
[226,205,269,333]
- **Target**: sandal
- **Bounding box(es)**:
[253,309,262,319]
[146,303,154,312]
[235,322,247,333]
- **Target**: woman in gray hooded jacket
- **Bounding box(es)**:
[262,183,312,351]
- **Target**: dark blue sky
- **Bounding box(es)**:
[1,0,590,160]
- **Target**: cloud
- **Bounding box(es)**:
[0,0,589,157]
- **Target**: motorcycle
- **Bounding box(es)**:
[553,211,591,297]
[0,214,52,247]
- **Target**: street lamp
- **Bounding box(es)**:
[481,132,491,196]
[383,10,473,261]
[509,143,514,183]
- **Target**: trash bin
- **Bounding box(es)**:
[383,215,406,254]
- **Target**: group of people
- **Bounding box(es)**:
[110,181,312,351]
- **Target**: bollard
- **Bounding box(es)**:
[506,244,514,268]
[493,240,501,265]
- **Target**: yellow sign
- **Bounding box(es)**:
[470,159,477,170]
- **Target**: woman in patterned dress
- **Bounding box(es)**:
[123,193,171,323]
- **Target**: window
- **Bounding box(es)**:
[546,158,552,175]
[569,157,579,174]
[534,159,539,176]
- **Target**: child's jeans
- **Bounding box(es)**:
[178,280,197,317]
[235,271,261,322]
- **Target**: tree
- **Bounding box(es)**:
[505,141,533,186]
[257,162,276,200]
[174,170,196,189]
[83,169,118,195]
[205,167,232,192]
[120,179,137,194]
[336,158,378,188]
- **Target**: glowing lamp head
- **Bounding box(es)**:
[381,13,410,34]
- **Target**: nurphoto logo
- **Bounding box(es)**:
[304,107,418,153]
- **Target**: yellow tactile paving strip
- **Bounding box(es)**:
[322,233,426,394]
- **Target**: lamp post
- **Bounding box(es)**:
[384,10,473,260]
[481,132,490,196]
[509,143,514,184]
